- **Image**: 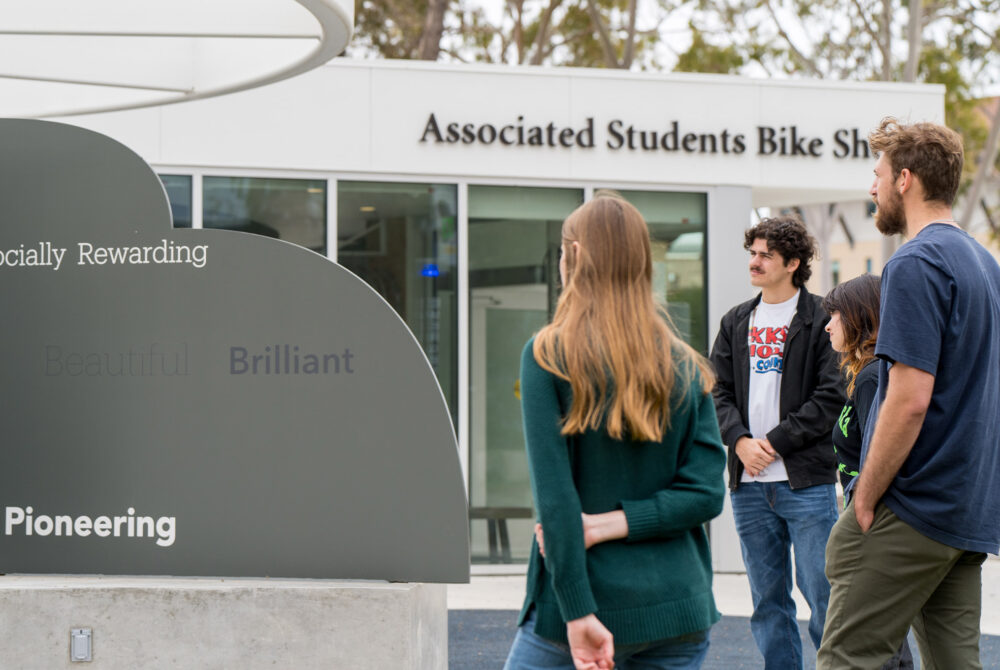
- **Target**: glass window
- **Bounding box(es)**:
[600,189,709,354]
[468,185,583,563]
[865,257,873,273]
[158,174,192,228]
[833,260,841,286]
[203,177,326,253]
[336,181,458,426]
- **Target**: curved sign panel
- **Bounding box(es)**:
[0,120,469,583]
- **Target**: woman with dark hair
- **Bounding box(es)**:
[822,274,881,493]
[503,195,726,670]
[823,274,913,670]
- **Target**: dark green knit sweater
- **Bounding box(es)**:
[516,337,726,645]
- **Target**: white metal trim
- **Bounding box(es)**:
[323,56,946,96]
[0,30,318,39]
[151,165,339,180]
[326,177,337,262]
[37,0,353,119]
[147,165,711,197]
[457,181,470,493]
[0,73,192,93]
[191,171,203,230]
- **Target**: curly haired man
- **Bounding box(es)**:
[710,216,845,669]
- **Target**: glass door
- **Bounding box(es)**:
[599,189,709,353]
[467,185,582,563]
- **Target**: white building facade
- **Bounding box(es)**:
[65,59,944,571]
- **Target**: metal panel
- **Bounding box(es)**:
[0,119,469,583]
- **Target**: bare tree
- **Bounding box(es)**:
[686,0,1000,262]
[417,0,450,60]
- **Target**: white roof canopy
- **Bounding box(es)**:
[2,0,353,118]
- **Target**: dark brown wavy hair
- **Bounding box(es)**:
[533,195,714,441]
[868,117,964,206]
[744,216,817,288]
[822,274,881,397]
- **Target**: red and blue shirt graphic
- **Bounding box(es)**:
[749,325,787,374]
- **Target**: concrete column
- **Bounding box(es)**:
[707,185,754,573]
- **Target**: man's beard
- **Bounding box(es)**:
[874,189,906,236]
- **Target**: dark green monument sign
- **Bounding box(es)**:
[0,120,469,583]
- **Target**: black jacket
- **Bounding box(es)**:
[710,289,844,491]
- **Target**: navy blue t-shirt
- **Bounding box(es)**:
[864,223,1000,554]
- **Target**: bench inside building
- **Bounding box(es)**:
[469,506,534,564]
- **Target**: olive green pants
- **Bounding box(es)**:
[817,501,985,670]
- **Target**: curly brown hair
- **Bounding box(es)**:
[868,117,964,205]
[743,216,817,288]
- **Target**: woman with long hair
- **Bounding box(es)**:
[823,273,912,670]
[503,195,726,670]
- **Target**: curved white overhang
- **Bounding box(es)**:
[1,0,353,118]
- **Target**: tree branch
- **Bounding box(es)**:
[880,0,892,80]
[622,0,638,69]
[959,100,1000,230]
[903,0,922,81]
[970,20,1000,52]
[529,0,563,65]
[416,0,448,60]
[586,0,621,68]
[850,0,884,50]
[764,0,822,77]
[981,200,999,238]
[507,0,525,64]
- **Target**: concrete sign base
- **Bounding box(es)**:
[0,576,446,669]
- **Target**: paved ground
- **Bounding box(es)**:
[448,558,1000,669]
[449,610,1000,669]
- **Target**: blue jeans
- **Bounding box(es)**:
[731,481,838,670]
[504,609,710,670]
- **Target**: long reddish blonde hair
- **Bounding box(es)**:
[533,195,714,441]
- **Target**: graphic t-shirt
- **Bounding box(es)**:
[831,361,878,493]
[862,224,1000,554]
[742,290,798,483]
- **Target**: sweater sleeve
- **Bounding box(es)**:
[620,382,727,542]
[519,340,598,622]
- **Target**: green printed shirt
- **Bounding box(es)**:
[831,361,878,491]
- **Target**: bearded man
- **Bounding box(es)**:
[818,119,1000,669]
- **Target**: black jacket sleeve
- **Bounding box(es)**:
[710,308,751,449]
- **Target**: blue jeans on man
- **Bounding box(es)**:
[731,481,838,670]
